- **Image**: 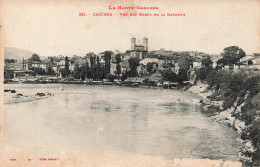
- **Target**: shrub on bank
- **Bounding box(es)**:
[195,67,260,166]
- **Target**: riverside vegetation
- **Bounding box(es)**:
[195,67,260,166]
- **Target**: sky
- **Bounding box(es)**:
[1,0,260,57]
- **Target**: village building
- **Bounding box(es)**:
[4,61,34,78]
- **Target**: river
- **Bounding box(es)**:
[3,84,242,162]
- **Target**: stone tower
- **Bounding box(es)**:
[131,37,136,50]
[143,36,148,51]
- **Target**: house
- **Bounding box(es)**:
[6,61,34,78]
[52,65,59,74]
[30,59,52,73]
[69,56,86,71]
[192,58,202,69]
[140,58,161,66]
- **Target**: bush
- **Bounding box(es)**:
[241,119,260,166]
[196,66,213,82]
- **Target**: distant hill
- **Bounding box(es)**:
[4,47,35,60]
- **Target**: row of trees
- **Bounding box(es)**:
[61,52,116,81]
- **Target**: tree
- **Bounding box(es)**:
[80,65,86,81]
[30,54,40,62]
[146,62,158,75]
[89,55,98,80]
[115,54,121,64]
[196,66,213,81]
[147,62,154,75]
[104,51,112,75]
[65,56,70,77]
[47,67,55,75]
[73,63,81,79]
[48,56,55,62]
[96,56,103,81]
[202,56,213,68]
[85,61,91,81]
[220,46,246,68]
[176,68,188,84]
[178,58,190,71]
[161,69,177,82]
[128,57,140,77]
[34,67,45,75]
[116,64,121,76]
[115,54,121,77]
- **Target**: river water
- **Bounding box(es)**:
[3,84,242,161]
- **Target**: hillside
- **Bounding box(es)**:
[4,47,35,60]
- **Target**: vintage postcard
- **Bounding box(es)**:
[0,0,260,166]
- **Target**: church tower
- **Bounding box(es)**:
[143,36,148,51]
[131,36,136,50]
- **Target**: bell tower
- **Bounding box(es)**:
[143,36,148,51]
[131,36,136,50]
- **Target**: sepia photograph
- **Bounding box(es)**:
[0,0,260,166]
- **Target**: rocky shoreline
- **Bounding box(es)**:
[4,89,53,104]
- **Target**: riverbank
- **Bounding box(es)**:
[188,70,260,166]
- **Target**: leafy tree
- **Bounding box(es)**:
[80,65,86,81]
[176,68,188,84]
[146,62,153,75]
[85,61,91,80]
[128,57,140,77]
[196,66,213,82]
[115,54,122,77]
[219,46,246,68]
[30,54,40,62]
[73,63,81,79]
[89,55,98,80]
[47,67,55,75]
[178,58,190,71]
[48,56,55,62]
[65,56,70,77]
[104,51,112,75]
[161,69,177,82]
[202,56,213,67]
[96,56,103,81]
[90,55,95,68]
[34,67,45,75]
[115,54,121,64]
[116,64,121,76]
